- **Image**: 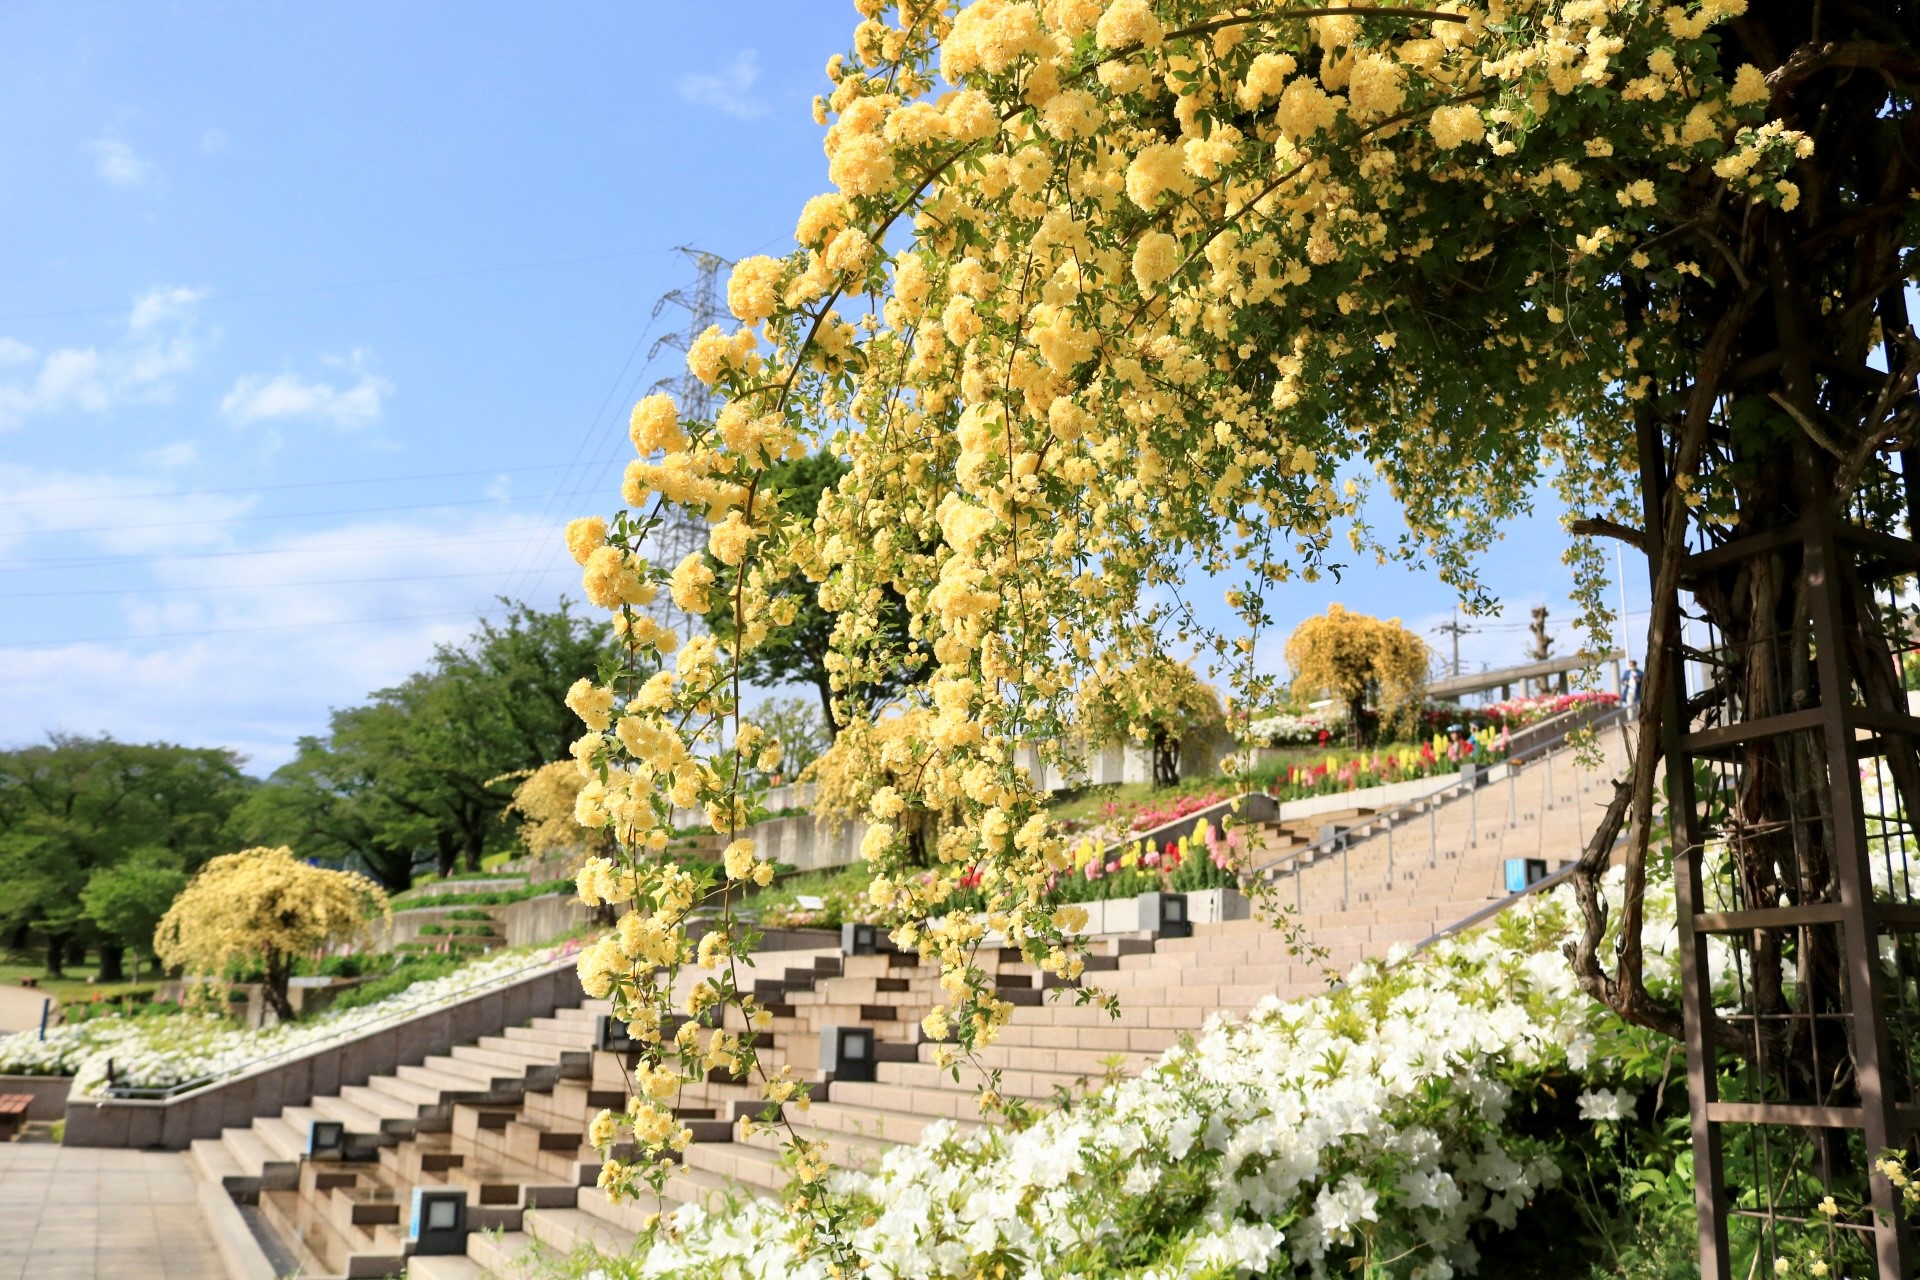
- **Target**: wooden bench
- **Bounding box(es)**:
[0,1093,31,1141]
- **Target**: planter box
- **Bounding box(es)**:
[0,1073,72,1121]
[1033,887,1252,938]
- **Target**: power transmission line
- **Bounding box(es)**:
[0,247,683,324]
[0,463,579,508]
[0,606,518,649]
[26,492,564,538]
[0,531,552,574]
[0,565,574,600]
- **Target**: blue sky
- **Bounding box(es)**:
[0,4,1643,773]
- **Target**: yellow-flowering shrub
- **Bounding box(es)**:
[1076,653,1226,787]
[503,761,615,863]
[554,0,1908,1257]
[1284,605,1429,747]
[153,846,388,1023]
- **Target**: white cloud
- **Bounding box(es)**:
[221,352,392,430]
[0,287,204,429]
[0,461,254,558]
[677,50,768,120]
[142,441,200,469]
[88,137,155,189]
[0,495,578,770]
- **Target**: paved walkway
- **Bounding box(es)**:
[0,984,53,1034]
[0,1144,227,1280]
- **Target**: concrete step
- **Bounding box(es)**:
[523,1205,636,1255]
[367,1072,451,1109]
[408,1254,485,1280]
[189,1136,244,1188]
[464,1226,535,1275]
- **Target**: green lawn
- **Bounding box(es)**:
[0,954,160,1007]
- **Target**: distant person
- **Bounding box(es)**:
[1621,659,1643,711]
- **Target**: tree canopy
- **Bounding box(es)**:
[1284,604,1429,746]
[154,845,388,1023]
[555,0,1920,1224]
[1076,653,1225,785]
[0,735,251,977]
[233,601,621,887]
[704,451,927,731]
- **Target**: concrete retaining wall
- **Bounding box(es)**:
[0,1073,72,1121]
[62,958,585,1151]
[58,926,836,1150]
[1065,887,1251,934]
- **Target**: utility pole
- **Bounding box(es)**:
[643,246,730,641]
[1432,606,1473,679]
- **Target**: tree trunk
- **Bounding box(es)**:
[45,931,69,977]
[67,938,87,969]
[1150,728,1179,788]
[462,829,485,874]
[98,944,125,984]
[261,949,296,1024]
[434,832,459,879]
[8,920,27,953]
[1346,695,1366,750]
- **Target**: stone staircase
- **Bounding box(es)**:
[198,722,1631,1279]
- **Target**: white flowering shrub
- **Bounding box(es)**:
[568,879,1673,1279]
[1244,709,1346,747]
[0,943,576,1097]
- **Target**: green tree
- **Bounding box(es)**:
[81,852,188,981]
[710,453,925,731]
[749,696,830,784]
[236,600,620,885]
[226,729,425,892]
[0,736,250,979]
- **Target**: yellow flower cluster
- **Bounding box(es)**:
[556,0,1824,1243]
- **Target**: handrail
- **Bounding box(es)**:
[100,944,583,1101]
[1248,702,1627,884]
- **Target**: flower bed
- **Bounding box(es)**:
[1244,708,1346,746]
[1262,738,1503,803]
[0,941,578,1097]
[569,875,1670,1279]
[1477,690,1618,727]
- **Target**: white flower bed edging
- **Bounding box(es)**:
[1,945,595,1150]
[0,944,578,1099]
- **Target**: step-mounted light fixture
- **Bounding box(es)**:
[594,1013,640,1053]
[305,1119,345,1158]
[1502,858,1548,894]
[842,922,880,956]
[820,1025,876,1083]
[408,1187,468,1255]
